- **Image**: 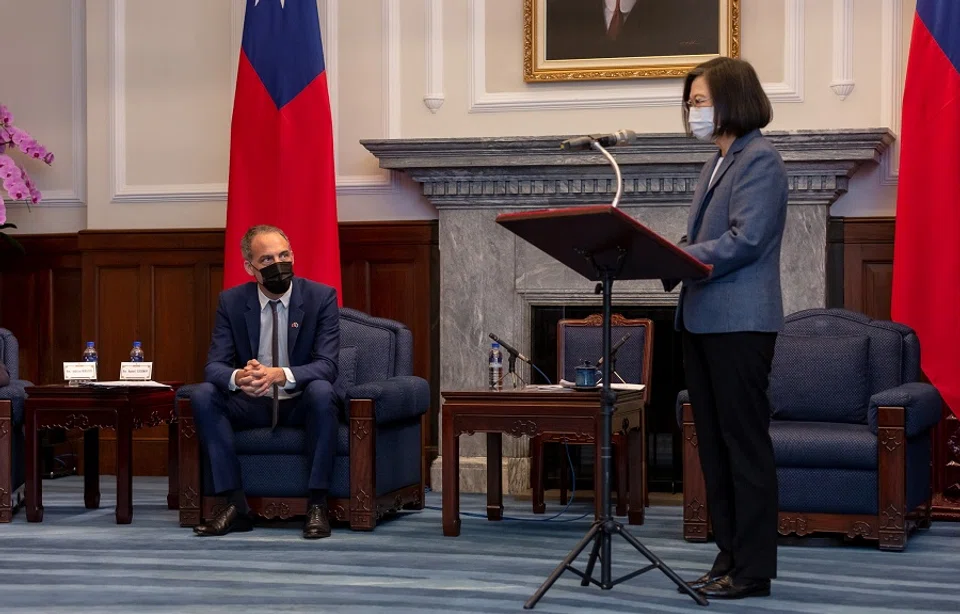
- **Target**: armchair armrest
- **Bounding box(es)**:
[675,389,690,428]
[0,379,33,425]
[868,382,942,437]
[346,375,430,426]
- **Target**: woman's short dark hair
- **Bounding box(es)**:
[682,57,772,138]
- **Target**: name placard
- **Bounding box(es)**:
[120,362,153,381]
[63,362,97,382]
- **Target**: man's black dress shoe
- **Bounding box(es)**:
[193,504,254,537]
[303,503,331,539]
[677,570,729,593]
[697,575,771,599]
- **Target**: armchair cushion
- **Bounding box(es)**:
[770,422,876,470]
[0,379,31,425]
[346,376,430,425]
[231,424,351,456]
[768,333,871,424]
[868,382,943,437]
[234,427,307,455]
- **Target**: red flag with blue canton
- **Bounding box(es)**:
[892,0,960,417]
[223,0,342,301]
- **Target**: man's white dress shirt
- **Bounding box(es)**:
[604,0,637,29]
[229,285,298,398]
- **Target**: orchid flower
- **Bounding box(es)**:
[0,103,55,225]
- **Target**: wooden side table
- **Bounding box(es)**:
[24,384,178,524]
[441,388,644,537]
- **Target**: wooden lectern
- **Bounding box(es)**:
[496,203,711,608]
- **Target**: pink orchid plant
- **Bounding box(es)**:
[1,102,55,239]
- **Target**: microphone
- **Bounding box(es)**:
[489,333,530,363]
[560,129,637,151]
[597,332,632,367]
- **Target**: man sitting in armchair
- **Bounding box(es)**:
[191,224,343,539]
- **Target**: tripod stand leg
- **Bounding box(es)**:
[616,525,709,606]
[579,530,603,586]
[524,521,601,610]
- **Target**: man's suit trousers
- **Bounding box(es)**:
[191,380,339,494]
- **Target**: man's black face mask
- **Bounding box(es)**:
[258,261,294,294]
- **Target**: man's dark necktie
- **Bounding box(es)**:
[270,300,280,429]
[607,0,623,40]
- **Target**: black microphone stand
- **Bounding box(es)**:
[598,335,630,384]
[497,348,526,389]
[524,139,708,609]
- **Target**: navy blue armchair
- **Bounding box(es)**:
[0,328,32,522]
[177,308,430,530]
[679,308,941,551]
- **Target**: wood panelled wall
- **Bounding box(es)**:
[0,222,439,478]
[827,217,960,520]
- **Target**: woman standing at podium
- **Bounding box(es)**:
[665,57,788,600]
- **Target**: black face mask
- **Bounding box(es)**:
[258,261,294,294]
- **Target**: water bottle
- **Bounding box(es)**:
[130,341,145,362]
[488,342,503,391]
[82,341,98,363]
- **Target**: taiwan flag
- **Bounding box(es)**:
[223,0,342,300]
[891,0,960,417]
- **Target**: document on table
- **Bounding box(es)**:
[85,380,172,388]
[528,382,646,392]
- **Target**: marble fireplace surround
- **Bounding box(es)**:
[362,129,894,495]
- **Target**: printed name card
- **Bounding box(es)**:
[120,362,153,381]
[63,362,97,382]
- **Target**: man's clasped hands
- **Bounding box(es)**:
[235,359,288,397]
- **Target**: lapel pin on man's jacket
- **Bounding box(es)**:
[291,322,299,328]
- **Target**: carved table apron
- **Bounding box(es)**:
[441,388,643,537]
[24,384,178,524]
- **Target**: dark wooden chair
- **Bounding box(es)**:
[530,313,653,524]
[0,328,30,522]
[678,308,940,550]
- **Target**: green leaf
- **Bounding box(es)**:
[0,231,24,254]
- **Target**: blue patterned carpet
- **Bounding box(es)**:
[1,477,958,613]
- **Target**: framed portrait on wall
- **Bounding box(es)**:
[524,0,741,82]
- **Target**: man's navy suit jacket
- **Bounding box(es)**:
[204,277,344,404]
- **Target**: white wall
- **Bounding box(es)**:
[1,0,913,234]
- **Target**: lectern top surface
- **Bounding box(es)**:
[496,205,711,282]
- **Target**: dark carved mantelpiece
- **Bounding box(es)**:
[363,129,895,495]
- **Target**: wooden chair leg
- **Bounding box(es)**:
[877,405,907,551]
[349,399,376,531]
[531,436,545,513]
[177,398,202,527]
[559,445,569,505]
[627,427,644,525]
[681,402,709,541]
[613,433,627,517]
[642,408,649,508]
[0,401,12,523]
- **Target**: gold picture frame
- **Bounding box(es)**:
[524,0,741,82]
